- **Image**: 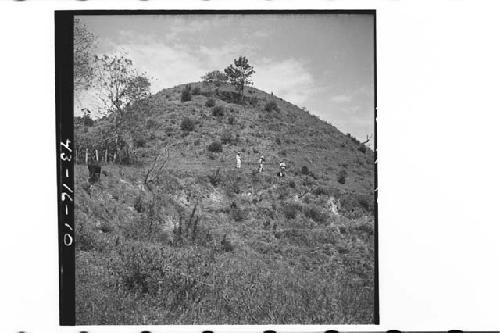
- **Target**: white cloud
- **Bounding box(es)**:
[104,30,257,93]
[198,42,256,69]
[253,58,316,106]
[161,17,226,42]
[119,43,205,92]
[330,94,353,103]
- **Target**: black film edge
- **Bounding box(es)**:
[55,10,75,326]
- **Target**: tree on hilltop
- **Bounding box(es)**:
[202,70,228,87]
[224,56,255,101]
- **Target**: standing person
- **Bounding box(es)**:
[87,155,101,184]
[258,154,265,173]
[236,152,242,169]
[279,160,286,177]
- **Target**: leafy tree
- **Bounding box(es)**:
[74,18,97,91]
[94,54,150,117]
[93,53,151,145]
[202,70,228,87]
[224,56,255,101]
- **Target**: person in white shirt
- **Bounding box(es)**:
[279,161,286,177]
[236,152,242,169]
[258,155,265,173]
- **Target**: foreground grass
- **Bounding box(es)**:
[75,163,375,324]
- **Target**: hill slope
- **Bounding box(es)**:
[74,82,376,324]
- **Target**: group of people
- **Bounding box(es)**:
[235,152,287,177]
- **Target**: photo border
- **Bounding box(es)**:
[55,10,76,326]
[55,9,378,326]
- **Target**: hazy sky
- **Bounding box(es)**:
[79,14,375,141]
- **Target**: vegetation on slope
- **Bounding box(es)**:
[74,80,375,324]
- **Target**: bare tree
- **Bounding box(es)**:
[361,134,373,145]
[144,148,169,191]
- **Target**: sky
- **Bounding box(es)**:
[78,14,375,142]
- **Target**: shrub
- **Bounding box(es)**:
[205,98,216,107]
[337,169,347,184]
[336,192,374,218]
[358,145,367,153]
[114,243,213,299]
[349,134,360,144]
[83,114,94,127]
[75,219,106,252]
[212,105,224,117]
[275,137,281,145]
[98,220,114,233]
[357,194,375,214]
[134,195,145,213]
[264,100,279,112]
[207,141,223,153]
[133,134,147,148]
[223,175,242,196]
[220,234,234,252]
[301,166,309,175]
[304,205,329,224]
[124,215,161,242]
[230,204,246,222]
[228,115,235,125]
[180,85,192,102]
[283,203,301,220]
[220,131,233,145]
[218,90,241,104]
[192,86,201,95]
[248,96,259,107]
[180,117,195,132]
[146,118,158,129]
[164,126,175,137]
[208,168,221,187]
[289,180,296,188]
[313,186,330,196]
[352,219,374,235]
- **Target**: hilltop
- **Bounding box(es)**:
[74,82,376,324]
